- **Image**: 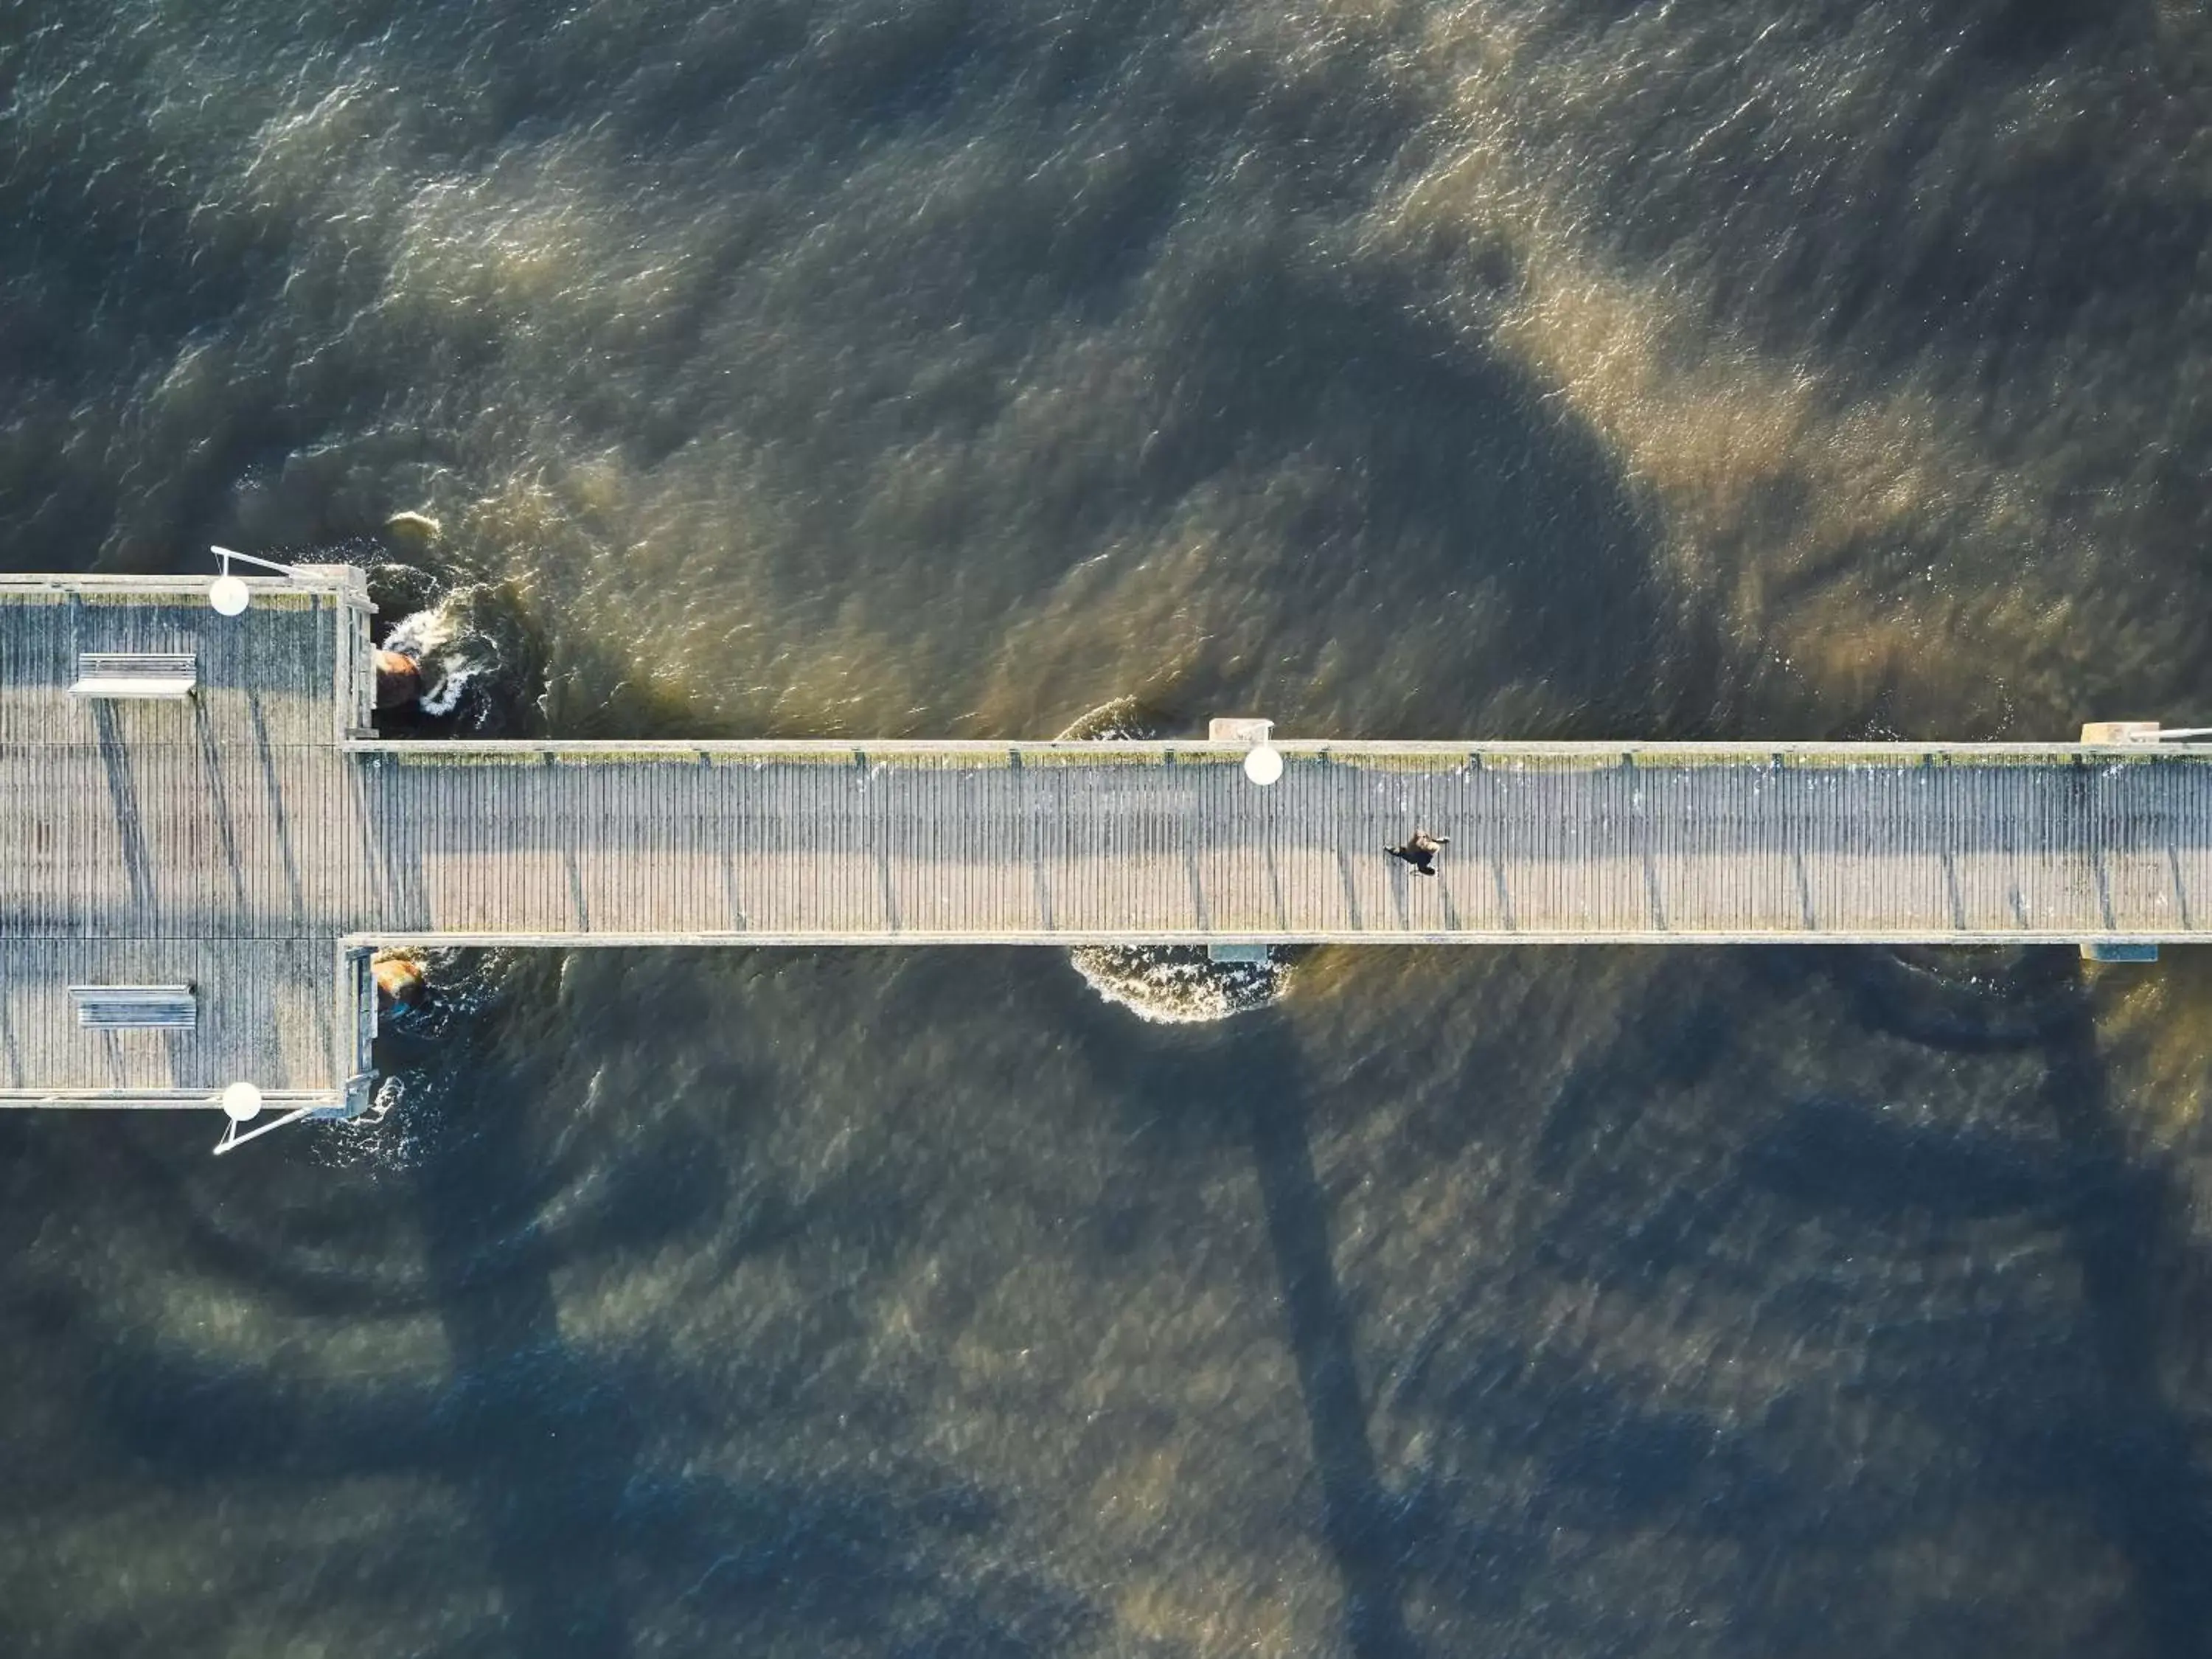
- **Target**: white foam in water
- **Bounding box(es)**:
[316,1072,434,1170]
[313,948,518,1168]
[1055,699,1293,1023]
[1068,945,1290,1024]
[383,594,489,717]
[416,661,480,717]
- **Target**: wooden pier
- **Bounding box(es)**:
[5,571,2210,1124]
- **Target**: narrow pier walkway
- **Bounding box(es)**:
[359,738,2207,946]
[4,571,2208,1113]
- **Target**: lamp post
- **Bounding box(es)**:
[206,544,304,613]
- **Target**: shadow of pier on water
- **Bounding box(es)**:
[2020,951,2212,1658]
[1105,1011,1421,1658]
[1245,1060,1422,1659]
[58,960,1093,1659]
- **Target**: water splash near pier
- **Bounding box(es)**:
[1058,698,1293,1023]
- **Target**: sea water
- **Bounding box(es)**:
[4,1,2212,1654]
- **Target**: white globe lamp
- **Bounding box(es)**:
[209,573,251,616]
[220,1081,262,1122]
[1243,744,1284,786]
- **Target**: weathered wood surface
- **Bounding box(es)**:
[0,577,365,747]
[358,742,2212,945]
[7,570,2212,1108]
[0,939,357,1099]
[0,576,370,1103]
[0,743,364,938]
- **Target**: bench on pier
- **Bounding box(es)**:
[69,985,198,1029]
[70,652,198,699]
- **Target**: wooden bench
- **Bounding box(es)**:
[69,985,198,1029]
[71,652,198,698]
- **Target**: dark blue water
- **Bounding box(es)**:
[5,1,2212,1654]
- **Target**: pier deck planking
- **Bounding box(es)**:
[356,742,2202,946]
[4,572,2208,1111]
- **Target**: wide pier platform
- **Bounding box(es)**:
[4,571,2209,1117]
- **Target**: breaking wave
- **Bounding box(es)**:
[378,580,501,723]
[316,947,524,1169]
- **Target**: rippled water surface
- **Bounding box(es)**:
[7,1,2212,1654]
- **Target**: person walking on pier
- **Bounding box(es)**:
[1385,830,1449,876]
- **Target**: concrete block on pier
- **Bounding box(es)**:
[2080,721,2161,745]
[1208,718,1273,743]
